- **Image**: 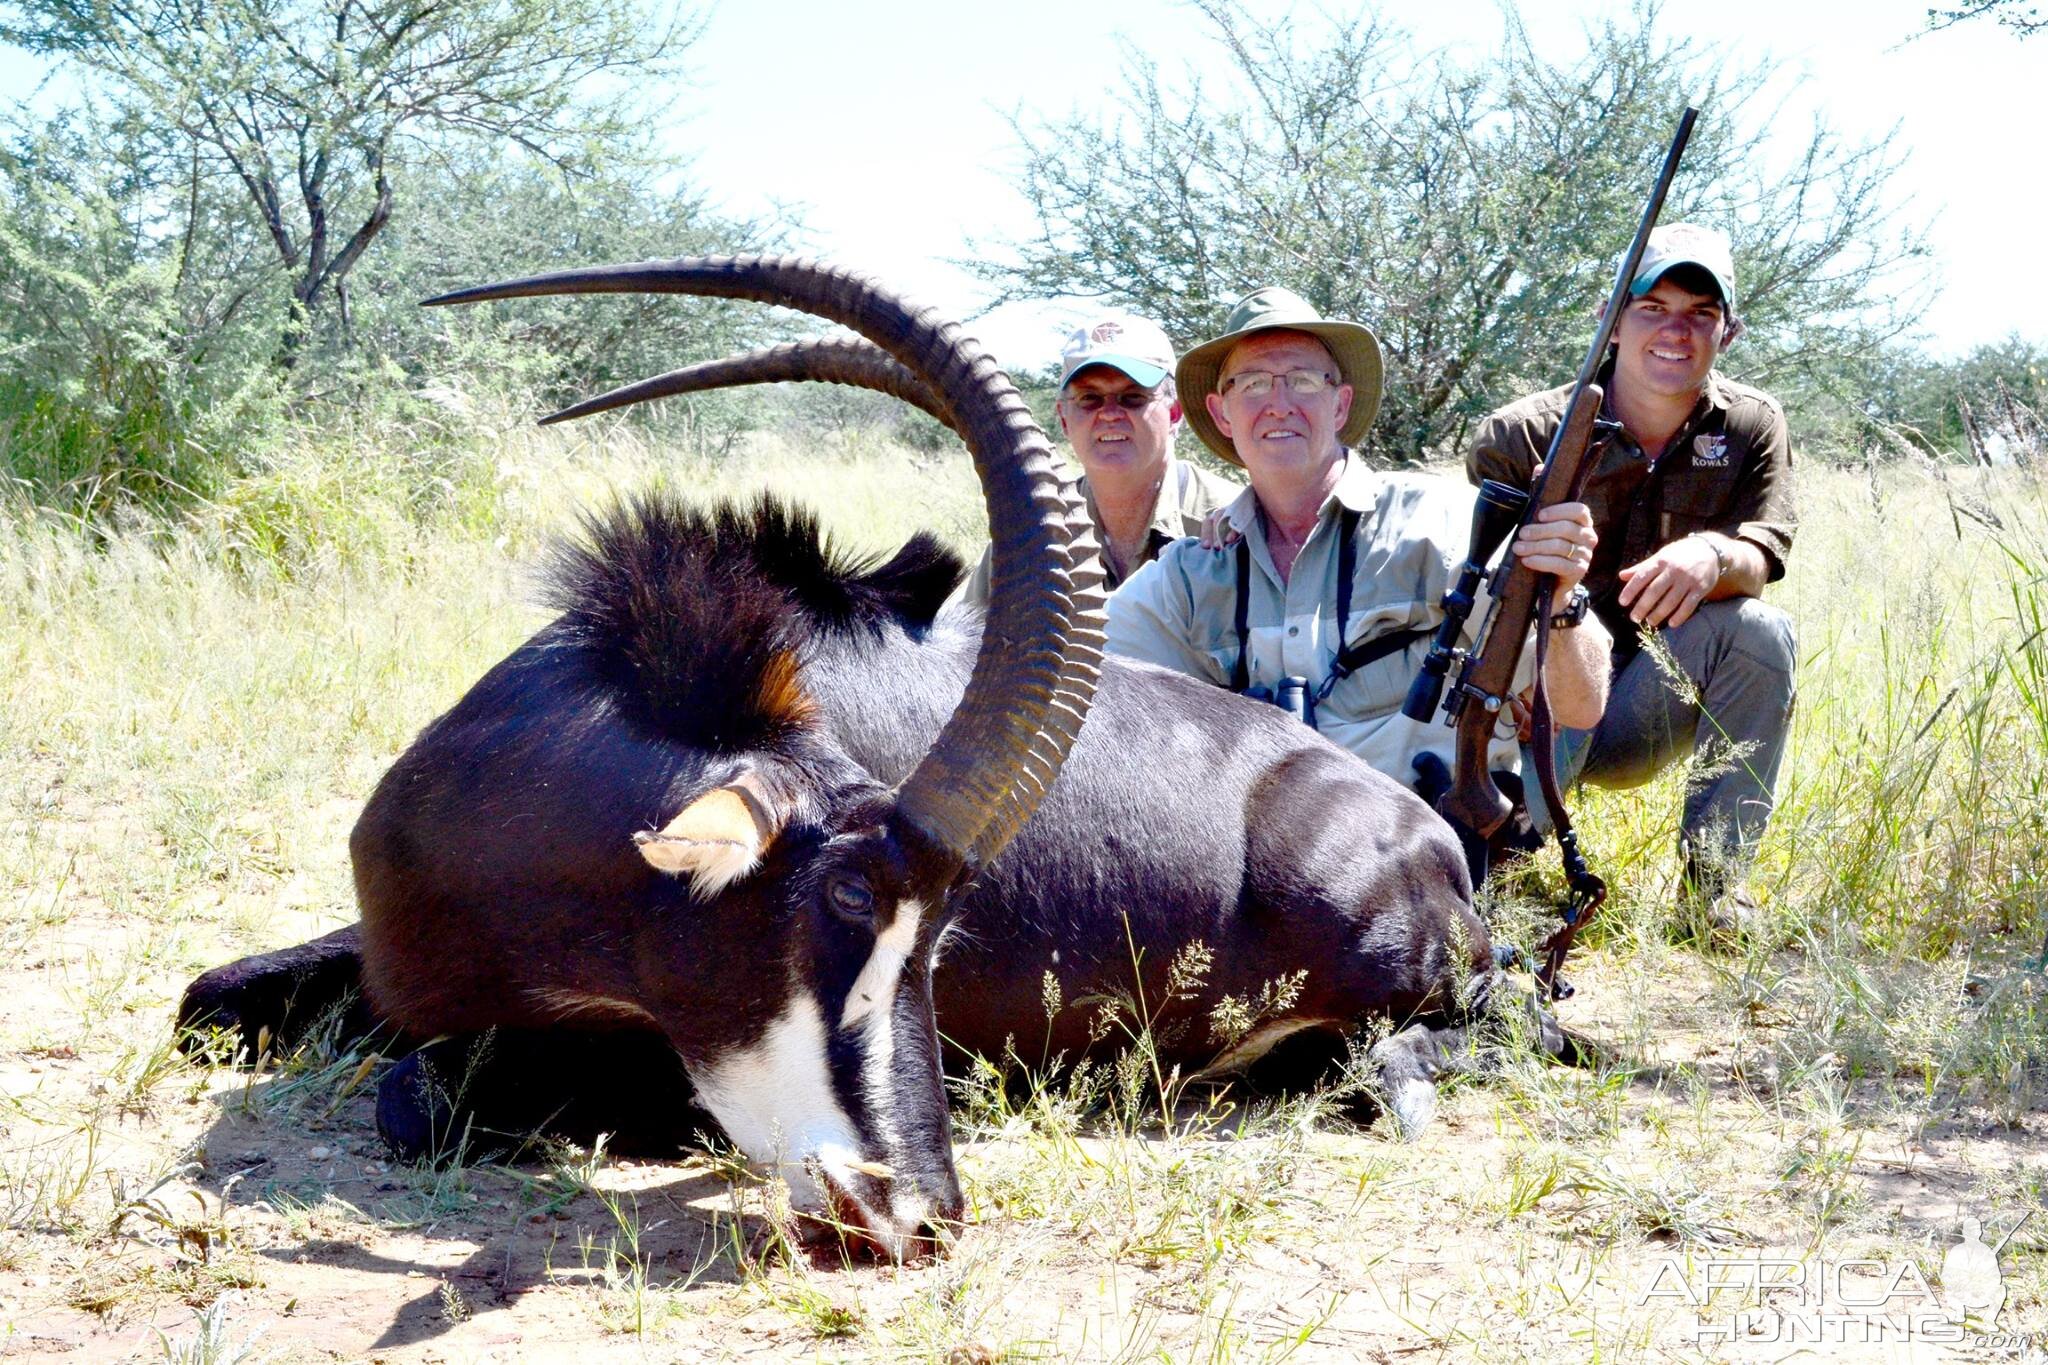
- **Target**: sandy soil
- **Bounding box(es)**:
[2,792,2044,1362]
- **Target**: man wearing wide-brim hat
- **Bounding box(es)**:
[1106,286,1612,793]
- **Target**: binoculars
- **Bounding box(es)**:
[1245,675,1312,725]
[1400,479,1531,724]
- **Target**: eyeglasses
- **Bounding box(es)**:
[1219,369,1336,399]
[1065,389,1163,413]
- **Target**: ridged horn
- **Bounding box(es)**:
[969,478,1106,867]
[539,338,959,434]
[425,255,1095,874]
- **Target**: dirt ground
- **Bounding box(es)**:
[3,883,2043,1362]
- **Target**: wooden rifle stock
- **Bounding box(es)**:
[1437,380,1605,840]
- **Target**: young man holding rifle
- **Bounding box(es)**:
[1467,224,1797,928]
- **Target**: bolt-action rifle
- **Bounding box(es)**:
[1402,107,1699,1001]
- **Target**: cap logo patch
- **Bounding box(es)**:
[1090,322,1124,345]
[1692,433,1729,468]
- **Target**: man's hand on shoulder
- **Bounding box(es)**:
[1618,533,1732,630]
[1196,506,1242,552]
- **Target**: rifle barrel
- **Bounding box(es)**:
[1536,106,1699,502]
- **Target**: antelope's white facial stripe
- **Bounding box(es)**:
[840,897,925,1032]
[687,992,928,1254]
[838,897,928,1160]
[691,993,853,1178]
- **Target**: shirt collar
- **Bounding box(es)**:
[1076,458,1186,539]
[1699,368,1737,415]
[1329,451,1381,513]
[1219,450,1377,539]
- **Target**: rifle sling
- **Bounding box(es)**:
[1527,460,1611,1001]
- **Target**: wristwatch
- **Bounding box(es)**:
[1691,531,1730,588]
[1549,584,1591,630]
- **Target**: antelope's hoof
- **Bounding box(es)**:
[377,1051,463,1166]
[1385,1075,1440,1141]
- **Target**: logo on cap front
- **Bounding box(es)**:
[1090,322,1124,345]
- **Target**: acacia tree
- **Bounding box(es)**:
[1,0,696,361]
[1926,1,2046,36]
[0,113,780,505]
[981,3,1932,460]
[0,105,294,501]
[348,146,787,428]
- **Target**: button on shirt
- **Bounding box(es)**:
[957,457,1242,606]
[1467,366,1795,664]
[1106,455,1532,784]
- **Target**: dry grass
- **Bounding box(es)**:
[2,416,2045,1360]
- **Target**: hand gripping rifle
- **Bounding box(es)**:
[1402,106,1698,1001]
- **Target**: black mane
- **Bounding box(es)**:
[540,490,963,751]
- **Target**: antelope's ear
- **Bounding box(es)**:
[635,773,785,895]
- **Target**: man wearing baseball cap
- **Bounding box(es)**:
[1107,286,1610,796]
[957,313,1240,604]
[1467,223,1798,931]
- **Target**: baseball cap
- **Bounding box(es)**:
[1058,314,1175,389]
[1630,223,1736,313]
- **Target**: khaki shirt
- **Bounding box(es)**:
[957,457,1241,606]
[1106,455,1531,783]
[1467,366,1795,662]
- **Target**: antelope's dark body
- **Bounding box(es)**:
[340,497,1476,1051]
[186,496,1491,1188]
[818,618,1487,1059]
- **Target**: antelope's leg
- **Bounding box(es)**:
[376,1027,717,1164]
[177,924,386,1062]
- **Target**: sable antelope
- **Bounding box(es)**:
[180,257,1533,1260]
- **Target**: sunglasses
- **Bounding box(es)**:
[1065,389,1164,413]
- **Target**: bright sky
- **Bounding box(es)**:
[672,0,2042,368]
[3,1,2038,368]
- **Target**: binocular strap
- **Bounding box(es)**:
[1229,509,1427,713]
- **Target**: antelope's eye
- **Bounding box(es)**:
[826,875,875,922]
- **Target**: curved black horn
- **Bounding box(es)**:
[970,480,1106,868]
[426,255,1098,871]
[540,338,959,435]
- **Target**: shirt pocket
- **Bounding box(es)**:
[1654,467,1736,544]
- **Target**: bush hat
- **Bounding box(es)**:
[1058,313,1176,390]
[1630,223,1737,315]
[1176,287,1383,465]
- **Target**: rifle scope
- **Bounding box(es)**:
[1400,479,1532,723]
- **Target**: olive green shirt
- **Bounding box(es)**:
[956,457,1241,606]
[1467,366,1796,663]
[1106,455,1532,784]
